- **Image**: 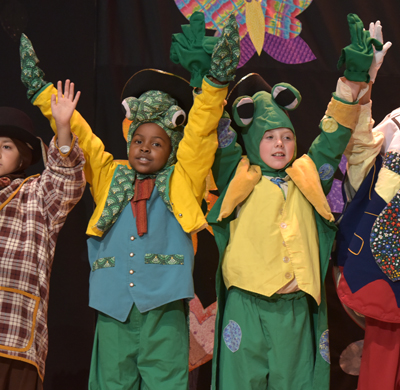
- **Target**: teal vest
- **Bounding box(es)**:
[87,188,195,322]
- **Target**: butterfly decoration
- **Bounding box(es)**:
[174,0,316,66]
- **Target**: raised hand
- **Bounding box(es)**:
[170,11,219,88]
[209,13,240,84]
[337,13,383,83]
[51,80,81,147]
[368,20,392,83]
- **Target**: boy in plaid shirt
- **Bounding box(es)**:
[0,81,85,390]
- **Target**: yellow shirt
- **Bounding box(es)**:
[222,176,322,304]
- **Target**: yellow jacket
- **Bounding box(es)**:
[33,78,227,236]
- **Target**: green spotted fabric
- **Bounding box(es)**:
[20,34,50,100]
[209,13,240,83]
[95,165,135,233]
[145,253,184,265]
[92,257,116,272]
[154,166,174,212]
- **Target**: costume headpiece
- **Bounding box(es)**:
[227,73,301,177]
[121,69,192,169]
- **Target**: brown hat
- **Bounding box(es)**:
[0,107,42,164]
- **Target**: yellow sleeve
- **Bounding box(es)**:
[172,78,227,204]
[344,101,384,192]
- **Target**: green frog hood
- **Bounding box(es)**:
[231,78,301,178]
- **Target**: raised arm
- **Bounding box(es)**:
[309,14,384,195]
[20,34,117,205]
[170,13,240,203]
[344,20,392,194]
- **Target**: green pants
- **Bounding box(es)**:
[218,288,316,390]
[88,300,189,390]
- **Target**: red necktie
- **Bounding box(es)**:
[130,178,156,236]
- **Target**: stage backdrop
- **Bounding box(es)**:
[1,0,400,389]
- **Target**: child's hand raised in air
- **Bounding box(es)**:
[51,80,81,147]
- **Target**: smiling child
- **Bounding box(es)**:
[20,14,239,389]
[207,14,382,390]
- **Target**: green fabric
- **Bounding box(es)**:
[204,75,229,89]
[211,133,242,192]
[144,253,184,265]
[89,301,189,390]
[307,98,353,195]
[20,34,49,100]
[170,11,219,88]
[124,90,184,158]
[234,90,298,177]
[92,257,115,272]
[154,165,174,212]
[218,288,318,390]
[95,164,135,233]
[337,13,383,83]
[209,14,240,83]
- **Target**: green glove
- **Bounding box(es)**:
[209,13,240,84]
[337,13,383,83]
[170,12,218,88]
[20,34,50,100]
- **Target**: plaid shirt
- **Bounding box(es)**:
[0,136,85,380]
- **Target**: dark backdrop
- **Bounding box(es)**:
[1,0,400,389]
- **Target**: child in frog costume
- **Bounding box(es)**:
[19,15,240,390]
[206,14,382,390]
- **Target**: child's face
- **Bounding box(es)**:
[259,128,295,170]
[129,123,172,175]
[0,137,22,176]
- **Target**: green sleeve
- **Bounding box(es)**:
[307,99,353,195]
[212,129,242,193]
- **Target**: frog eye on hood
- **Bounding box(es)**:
[121,97,139,120]
[171,109,186,127]
[271,83,301,111]
[232,96,254,127]
[163,105,187,129]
